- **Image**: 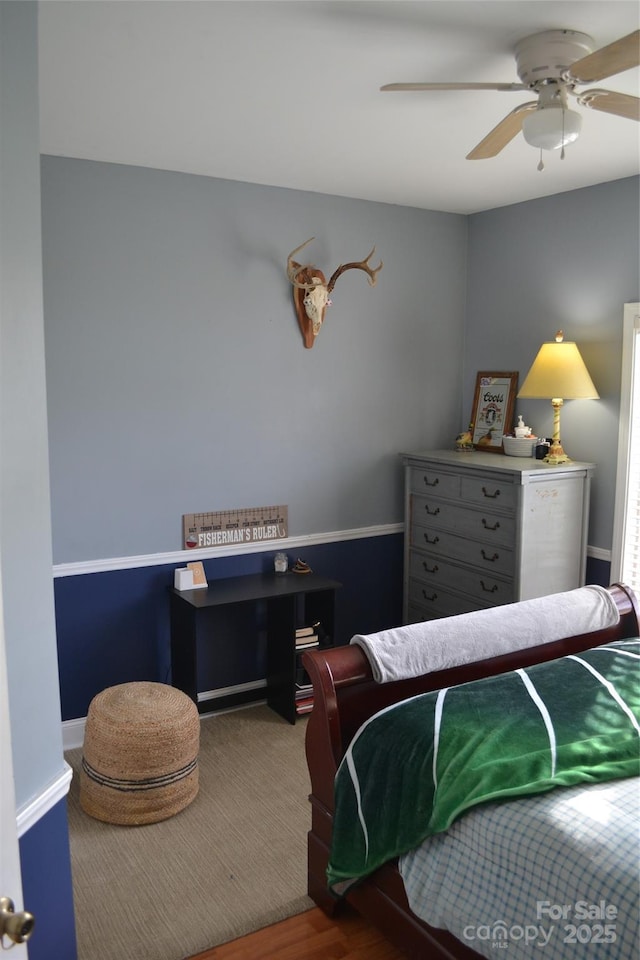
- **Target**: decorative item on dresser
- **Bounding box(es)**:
[469,371,518,452]
[401,449,594,623]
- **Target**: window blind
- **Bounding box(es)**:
[612,305,640,592]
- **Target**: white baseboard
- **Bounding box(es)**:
[62,717,87,751]
[197,678,266,705]
[17,762,73,837]
[62,679,269,750]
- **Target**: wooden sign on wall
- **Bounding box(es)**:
[183,505,288,550]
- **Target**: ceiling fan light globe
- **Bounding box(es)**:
[522,107,582,151]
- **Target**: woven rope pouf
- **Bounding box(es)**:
[80,682,200,825]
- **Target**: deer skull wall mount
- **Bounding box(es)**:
[286,238,383,348]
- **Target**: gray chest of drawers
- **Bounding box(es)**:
[401,450,595,623]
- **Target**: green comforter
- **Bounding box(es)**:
[328,640,640,888]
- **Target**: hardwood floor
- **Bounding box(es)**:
[186,906,405,959]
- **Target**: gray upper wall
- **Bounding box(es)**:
[466,176,639,551]
[40,158,638,565]
[41,156,468,563]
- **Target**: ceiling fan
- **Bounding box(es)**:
[381,29,640,163]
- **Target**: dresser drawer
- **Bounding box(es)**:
[409,554,514,606]
[411,495,516,546]
[410,530,514,576]
[460,475,516,512]
[409,466,460,500]
[407,581,492,621]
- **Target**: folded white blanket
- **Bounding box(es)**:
[350,585,620,683]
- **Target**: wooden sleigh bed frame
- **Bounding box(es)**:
[302,583,640,960]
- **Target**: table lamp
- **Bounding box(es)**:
[517,331,599,464]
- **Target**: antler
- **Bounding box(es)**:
[286,237,325,290]
[327,247,383,292]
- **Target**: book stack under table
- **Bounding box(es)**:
[295,625,319,715]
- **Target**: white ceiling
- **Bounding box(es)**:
[37,1,640,214]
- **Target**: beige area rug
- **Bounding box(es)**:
[66,705,314,960]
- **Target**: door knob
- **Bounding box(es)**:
[0,897,35,945]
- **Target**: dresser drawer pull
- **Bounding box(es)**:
[480,580,499,594]
[481,518,500,532]
[423,533,440,545]
[422,561,439,574]
[424,504,440,516]
[481,549,499,562]
[422,476,439,488]
[481,486,501,499]
[421,589,438,602]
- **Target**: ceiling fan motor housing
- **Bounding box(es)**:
[515,30,595,86]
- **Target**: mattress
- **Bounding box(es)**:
[399,775,640,959]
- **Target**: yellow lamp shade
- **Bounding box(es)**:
[517,331,599,464]
[518,332,599,401]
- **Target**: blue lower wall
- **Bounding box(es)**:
[586,555,612,589]
[53,534,611,722]
[54,535,404,721]
[19,798,77,960]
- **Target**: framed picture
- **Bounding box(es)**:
[470,372,518,452]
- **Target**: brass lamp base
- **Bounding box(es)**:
[544,439,571,464]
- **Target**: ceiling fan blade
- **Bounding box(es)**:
[578,88,640,121]
[466,102,538,159]
[568,29,640,83]
[380,82,526,92]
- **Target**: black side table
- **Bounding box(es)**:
[170,572,342,723]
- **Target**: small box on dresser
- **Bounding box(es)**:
[401,449,595,623]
